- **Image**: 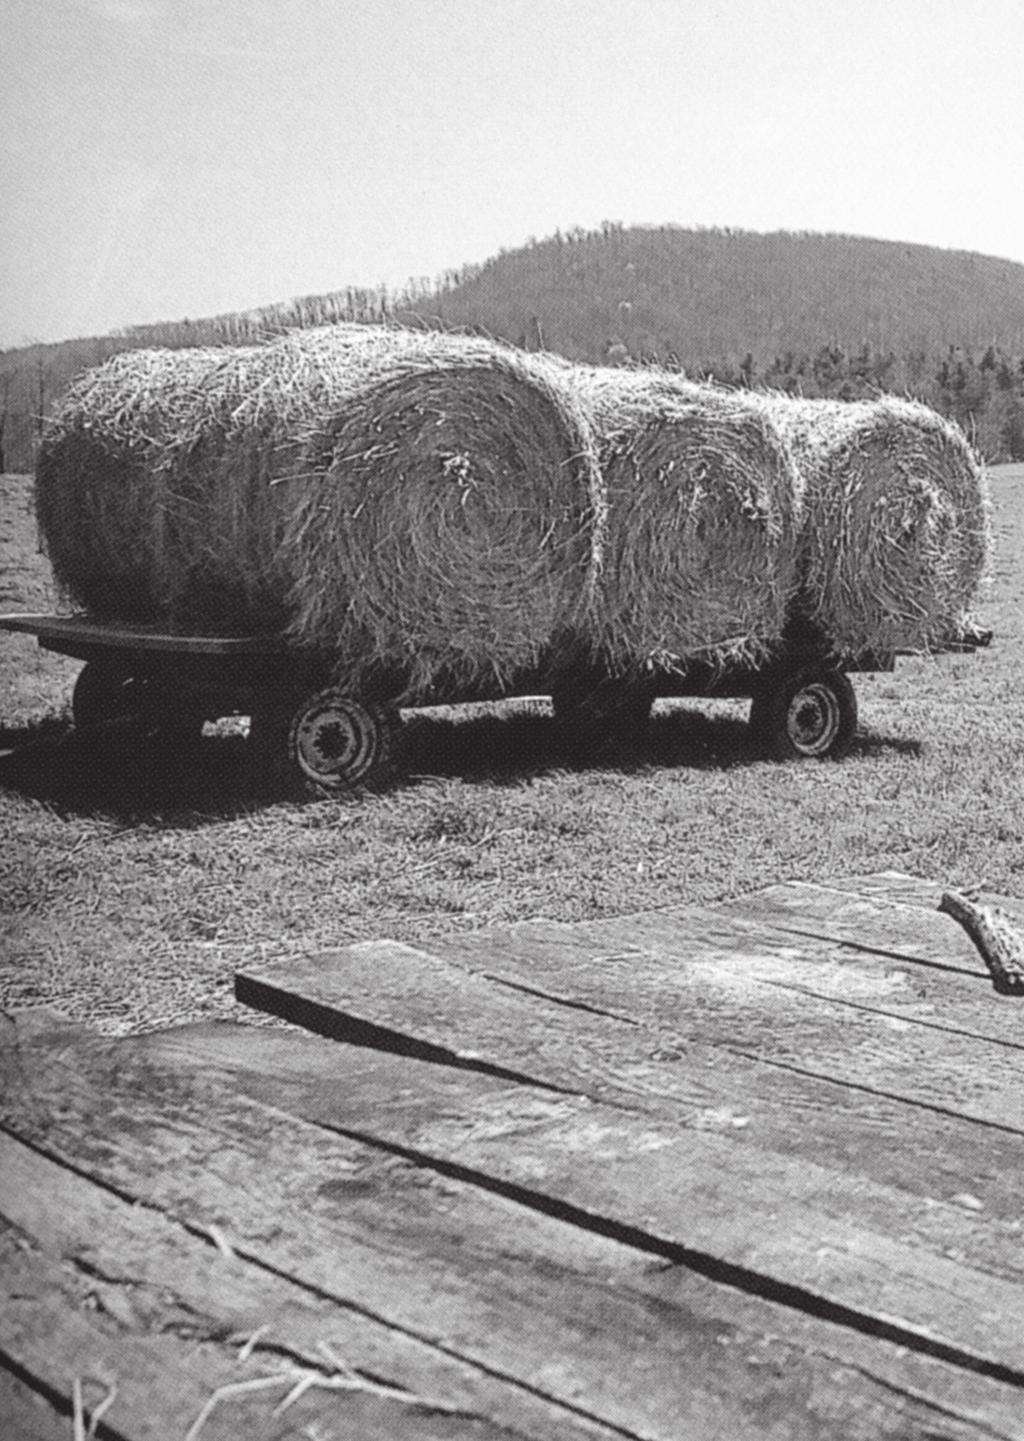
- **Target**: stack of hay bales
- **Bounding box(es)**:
[36,322,990,705]
[35,325,606,693]
[563,366,803,672]
[754,393,992,656]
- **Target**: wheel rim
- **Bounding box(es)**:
[291,695,385,789]
[786,683,842,756]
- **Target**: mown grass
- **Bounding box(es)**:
[2,467,1022,1033]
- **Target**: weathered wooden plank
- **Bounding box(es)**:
[0,1130,594,1441]
[422,904,1024,1133]
[138,1021,1024,1439]
[2,1232,522,1441]
[286,866,1022,1142]
[704,880,1024,1035]
[0,1057,617,1441]
[506,874,1024,1045]
[716,876,1024,980]
[2,1227,333,1441]
[0,1367,69,1441]
[820,872,1024,923]
[4,1014,1022,1441]
[239,929,1024,1367]
[437,914,1024,1225]
[238,923,1024,1230]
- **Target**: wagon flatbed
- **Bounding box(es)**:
[0,610,994,790]
[3,871,1024,1440]
[0,611,287,654]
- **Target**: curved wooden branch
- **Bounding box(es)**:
[939,890,1024,995]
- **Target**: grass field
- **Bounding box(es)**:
[2,466,1023,1033]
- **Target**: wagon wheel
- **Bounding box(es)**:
[290,689,401,792]
[71,662,203,745]
[72,663,143,732]
[750,665,858,761]
[246,699,297,792]
[250,688,401,794]
[551,670,654,759]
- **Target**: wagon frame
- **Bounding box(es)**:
[0,609,993,793]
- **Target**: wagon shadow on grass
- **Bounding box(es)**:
[0,699,921,822]
[0,722,258,824]
[399,700,761,780]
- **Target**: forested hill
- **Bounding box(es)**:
[397,225,1024,367]
[5,224,1024,472]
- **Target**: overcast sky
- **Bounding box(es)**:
[3,0,1023,349]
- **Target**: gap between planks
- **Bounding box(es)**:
[4,1014,1024,1441]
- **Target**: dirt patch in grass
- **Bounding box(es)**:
[2,466,1023,1033]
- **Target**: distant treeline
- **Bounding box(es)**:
[699,343,1024,463]
[5,223,1024,471]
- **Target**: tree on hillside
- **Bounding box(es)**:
[976,387,1024,460]
[33,357,48,450]
[0,369,14,474]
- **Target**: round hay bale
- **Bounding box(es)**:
[34,326,393,632]
[283,329,605,697]
[35,346,233,622]
[756,394,992,654]
[147,334,385,631]
[564,366,802,671]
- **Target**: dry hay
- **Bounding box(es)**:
[282,327,605,696]
[754,394,992,654]
[36,343,305,632]
[563,366,803,672]
[34,325,419,633]
[35,346,231,624]
[36,326,605,694]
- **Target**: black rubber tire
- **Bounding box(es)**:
[72,663,203,745]
[72,664,149,732]
[247,701,300,793]
[750,666,858,761]
[290,690,401,792]
[551,671,654,759]
[249,688,401,795]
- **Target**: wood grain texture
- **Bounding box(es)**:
[229,873,1024,1389]
[0,1368,71,1441]
[238,923,1024,1217]
[236,939,1024,1362]
[820,873,1024,922]
[429,907,1024,1131]
[4,1012,1021,1441]
[0,1129,590,1441]
[717,877,1024,998]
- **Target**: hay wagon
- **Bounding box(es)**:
[0,609,993,792]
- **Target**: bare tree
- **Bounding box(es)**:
[33,355,48,452]
[0,369,15,475]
